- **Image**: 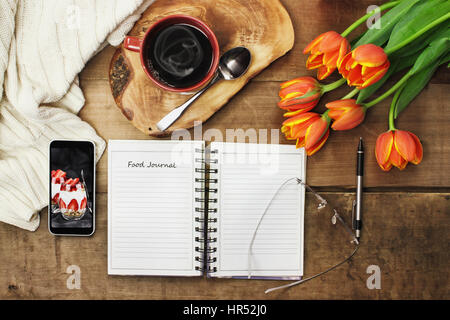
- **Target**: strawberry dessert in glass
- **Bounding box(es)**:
[51,169,66,205]
[59,178,88,220]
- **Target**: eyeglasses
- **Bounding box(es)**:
[247,178,360,294]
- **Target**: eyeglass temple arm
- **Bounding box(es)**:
[296,179,358,244]
[296,178,327,209]
[333,209,359,245]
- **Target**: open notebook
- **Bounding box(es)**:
[108,140,306,279]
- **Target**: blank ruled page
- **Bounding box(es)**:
[211,142,306,279]
[108,140,204,276]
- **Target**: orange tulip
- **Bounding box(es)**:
[303,31,350,80]
[375,130,423,171]
[326,99,366,130]
[338,44,390,89]
[278,77,322,116]
[281,112,331,156]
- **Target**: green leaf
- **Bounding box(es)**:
[393,21,450,58]
[389,0,439,35]
[440,52,450,65]
[354,0,421,48]
[393,62,439,118]
[395,51,423,71]
[386,0,444,53]
[408,35,450,76]
[384,0,450,52]
[393,53,450,118]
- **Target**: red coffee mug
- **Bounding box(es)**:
[124,15,220,93]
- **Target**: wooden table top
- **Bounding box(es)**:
[0,0,448,299]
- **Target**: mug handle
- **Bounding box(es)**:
[123,36,143,52]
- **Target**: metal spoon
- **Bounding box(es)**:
[156,46,252,132]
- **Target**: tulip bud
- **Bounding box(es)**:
[375,129,423,171]
[278,77,322,116]
[338,44,390,89]
[326,99,366,130]
[303,31,350,80]
[281,112,331,156]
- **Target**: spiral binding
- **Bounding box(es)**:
[194,146,219,274]
[205,147,219,275]
[193,146,205,272]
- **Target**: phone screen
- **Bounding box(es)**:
[49,140,95,235]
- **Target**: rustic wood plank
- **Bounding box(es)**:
[1,193,447,299]
[79,79,450,188]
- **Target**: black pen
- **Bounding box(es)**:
[354,137,364,242]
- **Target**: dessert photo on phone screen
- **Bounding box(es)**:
[50,146,94,229]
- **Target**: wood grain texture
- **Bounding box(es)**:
[0,193,448,299]
[79,79,450,188]
[109,0,294,136]
[1,0,449,300]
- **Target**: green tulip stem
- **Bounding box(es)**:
[388,93,399,131]
[388,104,396,131]
[365,73,410,109]
[341,88,359,100]
[341,1,400,38]
[388,83,406,131]
[322,78,347,93]
[385,12,450,55]
[322,109,331,122]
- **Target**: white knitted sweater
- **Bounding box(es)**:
[0,0,154,231]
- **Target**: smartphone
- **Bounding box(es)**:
[49,140,96,236]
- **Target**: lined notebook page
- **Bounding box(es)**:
[210,142,306,279]
[108,140,204,276]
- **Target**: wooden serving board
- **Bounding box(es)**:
[109,0,294,137]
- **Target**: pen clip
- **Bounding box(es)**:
[351,200,356,230]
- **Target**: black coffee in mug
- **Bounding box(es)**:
[146,24,213,89]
